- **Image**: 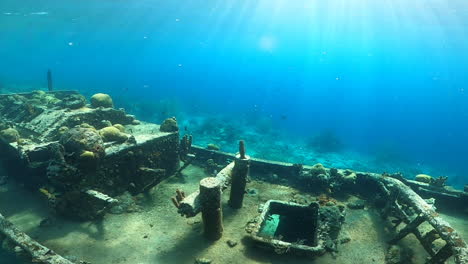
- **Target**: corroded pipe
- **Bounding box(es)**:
[228,142,250,209]
[200,177,223,240]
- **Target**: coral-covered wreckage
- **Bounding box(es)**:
[0,90,467,264]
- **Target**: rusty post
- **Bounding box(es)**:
[200,177,223,240]
[239,140,246,159]
[228,140,250,209]
[47,69,53,91]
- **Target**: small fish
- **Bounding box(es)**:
[30,12,49,15]
[280,114,288,120]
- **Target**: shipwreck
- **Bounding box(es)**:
[0,90,467,264]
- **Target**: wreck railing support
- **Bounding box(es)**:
[172,143,468,263]
[362,173,468,264]
[174,162,234,217]
[428,244,453,264]
[228,140,250,209]
[389,214,425,244]
[200,177,223,240]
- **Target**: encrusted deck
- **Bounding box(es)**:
[0,91,179,220]
[1,91,467,264]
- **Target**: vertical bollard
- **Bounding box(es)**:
[228,140,250,209]
[200,177,223,240]
[47,69,53,91]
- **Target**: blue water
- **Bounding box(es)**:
[0,249,23,263]
[1,0,467,186]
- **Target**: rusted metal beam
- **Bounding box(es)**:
[176,162,234,217]
[368,173,468,264]
[427,243,452,264]
[0,213,75,264]
[389,215,426,244]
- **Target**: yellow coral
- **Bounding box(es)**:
[310,163,327,177]
[44,95,60,105]
[113,124,125,133]
[39,188,55,199]
[415,174,432,183]
[344,172,357,183]
[159,117,178,132]
[0,128,19,143]
[99,126,128,142]
[79,123,96,130]
[80,150,96,160]
[90,93,114,108]
[32,90,46,96]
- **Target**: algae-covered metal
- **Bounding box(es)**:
[0,91,179,220]
[247,200,344,256]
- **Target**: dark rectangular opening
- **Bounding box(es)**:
[259,201,319,247]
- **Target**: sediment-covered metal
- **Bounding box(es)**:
[0,91,179,219]
[371,174,468,264]
[177,162,234,217]
[200,177,223,240]
[247,200,341,256]
[228,154,250,209]
[0,213,75,264]
[187,146,468,262]
[191,145,302,179]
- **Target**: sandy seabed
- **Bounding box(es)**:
[1,165,467,264]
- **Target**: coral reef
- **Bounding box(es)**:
[0,128,19,143]
[430,176,448,188]
[195,258,212,264]
[415,174,432,183]
[79,150,96,160]
[113,123,125,132]
[47,159,81,189]
[342,169,357,184]
[328,168,356,192]
[296,164,360,194]
[179,134,193,162]
[60,94,86,109]
[203,159,223,175]
[310,163,327,177]
[319,204,346,246]
[160,117,179,132]
[90,93,114,108]
[299,163,330,191]
[0,91,180,221]
[99,126,128,142]
[29,90,61,107]
[59,127,105,159]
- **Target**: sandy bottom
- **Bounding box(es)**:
[0,165,466,264]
